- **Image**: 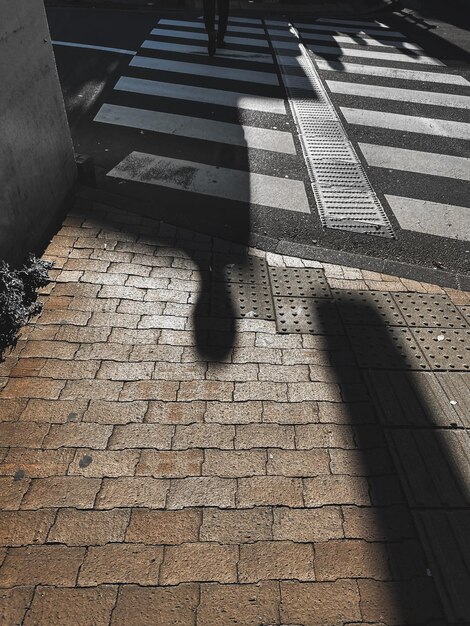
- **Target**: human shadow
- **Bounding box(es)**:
[314,291,470,623]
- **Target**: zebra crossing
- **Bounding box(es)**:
[91,13,470,243]
[93,16,311,217]
[289,16,470,241]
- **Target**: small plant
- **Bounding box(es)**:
[0,255,52,360]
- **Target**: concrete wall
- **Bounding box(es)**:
[0,0,76,267]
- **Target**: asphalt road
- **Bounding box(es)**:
[47,5,470,279]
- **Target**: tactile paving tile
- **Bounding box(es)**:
[273,296,343,334]
[333,290,406,326]
[212,254,269,285]
[269,267,331,298]
[346,326,429,370]
[211,282,275,320]
[364,370,470,428]
[458,305,470,325]
[414,510,470,623]
[411,329,470,371]
[391,293,467,328]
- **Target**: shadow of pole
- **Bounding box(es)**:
[315,294,470,624]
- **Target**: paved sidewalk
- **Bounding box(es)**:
[0,198,469,625]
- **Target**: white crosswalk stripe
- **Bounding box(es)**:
[93,18,309,217]
[301,17,470,240]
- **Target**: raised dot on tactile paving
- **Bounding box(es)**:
[79,454,93,468]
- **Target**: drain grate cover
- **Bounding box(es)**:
[269,267,331,298]
[211,281,275,320]
[346,325,429,369]
[391,293,468,328]
[212,254,269,285]
[333,290,406,326]
[268,21,394,238]
[273,296,343,334]
[411,329,470,371]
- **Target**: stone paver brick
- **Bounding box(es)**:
[288,382,342,402]
[206,363,258,382]
[20,399,89,423]
[79,544,163,586]
[237,477,303,507]
[129,344,184,362]
[0,546,85,586]
[108,262,150,276]
[200,508,272,543]
[258,364,310,382]
[97,362,154,381]
[96,477,169,509]
[83,400,148,424]
[21,477,101,509]
[0,510,55,546]
[235,424,295,449]
[262,401,319,424]
[231,347,282,364]
[173,424,235,450]
[273,507,343,542]
[55,326,111,344]
[167,477,236,509]
[38,309,91,326]
[342,505,415,541]
[48,509,131,546]
[152,363,207,381]
[358,579,444,624]
[203,450,266,478]
[69,297,120,314]
[43,423,112,449]
[0,422,49,448]
[303,475,371,506]
[315,539,391,580]
[0,588,34,626]
[267,449,330,476]
[39,359,100,380]
[0,398,28,421]
[98,285,145,300]
[255,333,302,349]
[61,380,123,401]
[111,584,199,626]
[159,543,238,584]
[0,478,31,510]
[0,449,74,478]
[109,424,174,449]
[76,342,133,361]
[138,315,186,331]
[145,401,205,424]
[120,381,178,401]
[280,580,361,625]
[137,450,203,478]
[239,541,315,582]
[0,377,65,399]
[178,381,234,402]
[9,358,47,378]
[126,509,201,544]
[109,328,161,345]
[296,424,356,449]
[282,348,330,366]
[318,401,376,424]
[117,301,164,316]
[330,448,394,476]
[234,382,288,402]
[197,581,280,626]
[68,449,139,477]
[23,586,118,626]
[204,401,262,424]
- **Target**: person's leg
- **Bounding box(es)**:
[203,0,217,56]
[203,0,216,32]
[217,0,229,44]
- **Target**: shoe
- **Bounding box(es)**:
[217,32,225,47]
[208,31,216,57]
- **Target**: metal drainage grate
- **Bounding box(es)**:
[411,329,470,371]
[266,21,394,238]
[391,293,468,328]
[212,254,269,285]
[273,296,343,334]
[211,281,275,320]
[346,325,430,370]
[333,290,406,326]
[269,267,331,298]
